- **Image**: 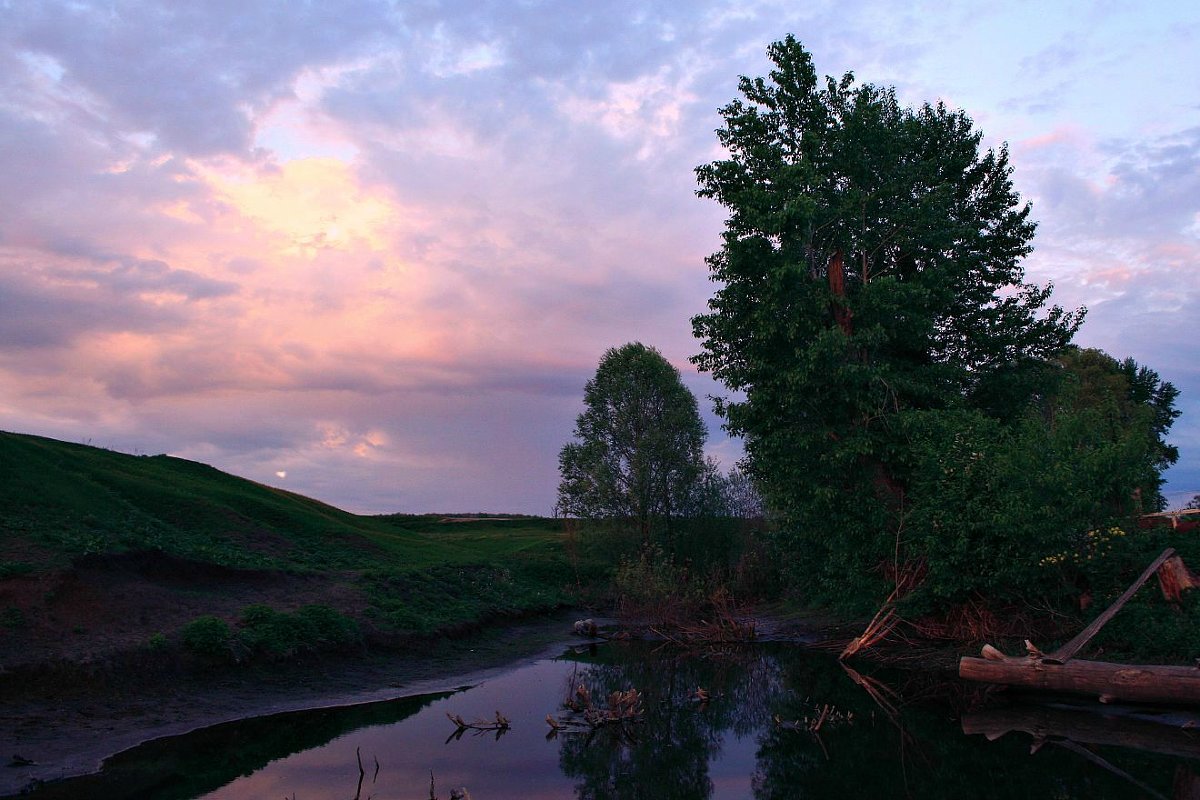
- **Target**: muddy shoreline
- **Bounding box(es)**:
[0,610,588,796]
[1,606,874,797]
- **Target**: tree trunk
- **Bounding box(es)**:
[827,249,853,335]
[1157,555,1200,603]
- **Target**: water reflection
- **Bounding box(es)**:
[14,689,453,800]
[13,642,1200,799]
[555,645,778,799]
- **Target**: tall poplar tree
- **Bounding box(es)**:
[692,37,1085,598]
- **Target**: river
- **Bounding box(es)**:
[13,641,1196,799]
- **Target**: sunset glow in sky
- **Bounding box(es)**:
[2,2,1198,513]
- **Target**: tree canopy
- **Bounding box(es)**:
[558,343,708,543]
[689,37,1182,607]
[694,35,1082,436]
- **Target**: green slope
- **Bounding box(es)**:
[0,430,560,574]
[0,431,579,646]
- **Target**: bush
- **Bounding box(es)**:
[1,606,27,629]
[295,604,359,647]
[0,561,34,578]
[1089,587,1200,663]
[897,398,1163,613]
[237,604,359,660]
[181,615,232,660]
[613,546,708,620]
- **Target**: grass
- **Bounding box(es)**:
[0,430,578,656]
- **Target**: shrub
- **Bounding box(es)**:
[295,604,359,647]
[237,604,360,659]
[181,615,232,660]
[1,606,26,629]
[0,561,34,578]
[613,546,707,621]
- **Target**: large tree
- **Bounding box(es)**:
[558,343,708,544]
[691,37,1087,600]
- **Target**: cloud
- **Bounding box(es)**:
[4,0,397,157]
[0,248,233,348]
[1,0,1197,512]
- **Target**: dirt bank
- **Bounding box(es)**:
[0,551,367,671]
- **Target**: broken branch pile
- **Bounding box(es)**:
[546,684,644,735]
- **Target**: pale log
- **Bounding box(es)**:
[960,654,1200,706]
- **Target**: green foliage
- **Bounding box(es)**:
[1,606,27,629]
[690,38,1183,616]
[1051,347,1180,509]
[1094,591,1200,663]
[181,615,233,660]
[363,561,570,636]
[558,343,709,545]
[894,349,1179,609]
[236,604,360,660]
[145,632,169,652]
[612,546,706,612]
[0,561,34,578]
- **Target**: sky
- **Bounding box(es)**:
[0,1,1197,515]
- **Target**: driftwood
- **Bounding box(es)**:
[959,548,1200,704]
[839,604,898,661]
[546,685,645,738]
[445,711,510,742]
[428,772,472,800]
[960,655,1200,706]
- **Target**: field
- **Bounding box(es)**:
[0,431,577,673]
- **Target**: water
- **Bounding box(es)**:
[20,642,1199,799]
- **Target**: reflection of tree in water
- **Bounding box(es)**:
[751,654,1191,800]
[555,643,783,800]
[554,642,1194,799]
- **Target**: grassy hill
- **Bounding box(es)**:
[0,431,577,672]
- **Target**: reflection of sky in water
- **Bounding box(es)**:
[197,655,760,799]
[86,642,1195,799]
[195,658,583,798]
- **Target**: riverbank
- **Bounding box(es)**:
[1,610,588,796]
[2,604,873,797]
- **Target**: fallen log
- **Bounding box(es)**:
[959,653,1200,706]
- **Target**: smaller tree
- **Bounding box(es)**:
[722,465,766,520]
[558,343,708,545]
